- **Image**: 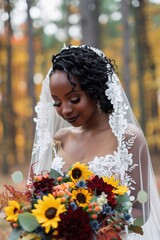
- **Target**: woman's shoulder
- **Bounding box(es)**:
[54,127,73,142]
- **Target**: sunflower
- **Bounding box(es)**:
[32,194,66,233]
[103,176,128,195]
[72,188,92,207]
[4,200,21,222]
[68,162,93,182]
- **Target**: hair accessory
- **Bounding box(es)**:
[96,101,102,114]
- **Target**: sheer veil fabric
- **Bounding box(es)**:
[29,46,160,239]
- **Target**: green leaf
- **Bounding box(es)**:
[128,225,144,235]
[116,193,130,204]
[49,169,62,179]
[11,171,24,184]
[137,190,148,204]
[18,212,39,232]
[120,201,132,210]
[8,227,22,240]
[133,216,144,226]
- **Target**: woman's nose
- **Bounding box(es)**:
[62,103,73,116]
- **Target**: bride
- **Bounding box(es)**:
[30,45,160,239]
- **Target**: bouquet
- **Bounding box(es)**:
[0,162,147,240]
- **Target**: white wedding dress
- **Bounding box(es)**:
[29,48,160,240]
[51,135,160,240]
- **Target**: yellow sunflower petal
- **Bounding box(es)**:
[34,215,48,223]
[113,186,128,195]
[8,200,21,209]
[43,224,51,233]
[103,176,119,188]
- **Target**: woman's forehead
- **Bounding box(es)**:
[50,70,81,96]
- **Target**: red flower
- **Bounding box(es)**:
[87,176,116,208]
[87,175,113,196]
[56,206,93,240]
[33,177,55,196]
[107,192,117,209]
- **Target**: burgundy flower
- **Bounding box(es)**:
[56,206,93,240]
[87,176,114,196]
[87,176,117,209]
[107,192,117,209]
[33,177,55,196]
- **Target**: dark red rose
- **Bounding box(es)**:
[56,206,93,240]
[87,175,114,196]
[87,176,117,209]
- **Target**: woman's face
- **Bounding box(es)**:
[50,70,97,127]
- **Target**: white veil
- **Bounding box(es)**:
[28,46,160,239]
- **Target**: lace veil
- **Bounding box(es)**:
[29,46,160,239]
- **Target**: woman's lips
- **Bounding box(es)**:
[65,116,79,123]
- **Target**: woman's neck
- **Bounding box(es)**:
[77,112,110,133]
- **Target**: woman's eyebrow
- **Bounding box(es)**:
[65,89,82,96]
[51,89,82,99]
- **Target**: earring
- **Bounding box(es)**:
[96,101,102,114]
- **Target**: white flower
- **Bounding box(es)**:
[97,192,108,207]
[51,156,65,175]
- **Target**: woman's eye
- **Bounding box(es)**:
[70,97,80,104]
[53,101,61,107]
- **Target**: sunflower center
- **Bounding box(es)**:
[72,168,82,179]
[76,193,86,203]
[13,207,19,214]
[45,207,57,219]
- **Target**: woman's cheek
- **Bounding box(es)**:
[55,107,62,117]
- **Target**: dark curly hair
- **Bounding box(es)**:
[50,45,117,114]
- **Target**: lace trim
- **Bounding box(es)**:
[32,75,53,162]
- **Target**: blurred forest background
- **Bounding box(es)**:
[0,0,160,237]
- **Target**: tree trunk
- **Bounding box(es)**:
[121,0,132,105]
[26,0,36,160]
[132,0,157,132]
[79,0,100,48]
[2,0,17,174]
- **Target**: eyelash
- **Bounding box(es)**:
[53,97,80,107]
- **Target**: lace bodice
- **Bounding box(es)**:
[51,140,137,188]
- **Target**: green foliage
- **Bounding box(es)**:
[128,224,144,235]
[116,193,132,211]
[49,168,62,179]
[18,212,39,232]
[133,216,144,226]
[11,171,24,184]
[8,227,21,240]
[137,190,148,204]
